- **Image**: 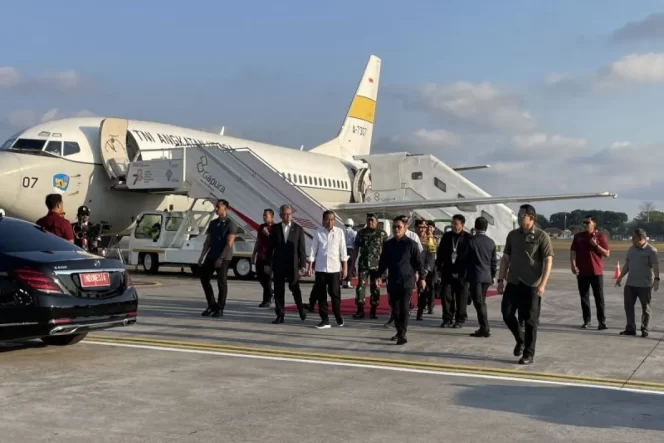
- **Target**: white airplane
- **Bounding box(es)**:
[0,54,616,236]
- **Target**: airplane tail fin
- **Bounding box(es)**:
[309,55,381,161]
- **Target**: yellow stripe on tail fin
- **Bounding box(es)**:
[309,55,381,160]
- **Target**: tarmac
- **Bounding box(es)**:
[2,248,664,442]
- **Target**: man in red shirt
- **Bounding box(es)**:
[570,215,610,330]
[252,208,274,308]
[36,193,75,243]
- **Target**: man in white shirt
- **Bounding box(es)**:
[308,210,348,329]
[344,218,358,288]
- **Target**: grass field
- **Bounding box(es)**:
[550,238,634,251]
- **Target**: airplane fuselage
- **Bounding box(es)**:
[0,117,357,234]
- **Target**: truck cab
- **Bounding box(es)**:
[127,209,256,279]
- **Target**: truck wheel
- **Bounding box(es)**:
[233,258,253,279]
[41,332,88,346]
[142,253,159,274]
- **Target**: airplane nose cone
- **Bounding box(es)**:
[0,152,21,212]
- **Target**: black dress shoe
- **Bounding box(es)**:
[272,315,284,324]
[211,310,222,318]
[620,330,636,336]
[518,356,533,365]
[396,337,407,345]
[581,323,589,329]
[299,310,307,321]
[259,302,270,308]
[642,329,649,338]
[390,334,398,341]
[201,308,213,316]
[470,329,491,337]
[452,322,464,329]
[598,323,607,330]
[513,343,524,356]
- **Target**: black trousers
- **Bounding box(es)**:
[200,258,231,312]
[316,272,342,323]
[390,289,411,338]
[273,271,303,316]
[441,277,468,323]
[417,269,437,311]
[577,275,605,324]
[256,259,273,304]
[501,282,541,358]
[469,281,491,332]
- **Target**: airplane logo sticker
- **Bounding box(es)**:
[52,173,70,192]
[197,156,208,173]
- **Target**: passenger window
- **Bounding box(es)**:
[434,177,447,192]
[298,175,303,183]
[324,179,328,187]
[44,141,62,156]
[287,173,292,181]
[134,214,162,239]
[481,210,495,226]
[412,172,423,180]
[63,141,81,156]
[315,178,319,186]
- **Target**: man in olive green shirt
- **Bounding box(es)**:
[497,204,554,365]
[615,228,659,338]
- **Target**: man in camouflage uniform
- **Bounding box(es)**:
[352,213,388,319]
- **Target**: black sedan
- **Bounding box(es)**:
[0,213,138,346]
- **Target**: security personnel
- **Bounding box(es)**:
[436,214,470,328]
[497,204,554,365]
[466,216,497,337]
[416,219,437,320]
[352,213,388,319]
[36,193,74,242]
[377,216,426,345]
[72,205,102,254]
[343,219,358,289]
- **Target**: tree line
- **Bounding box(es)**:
[536,202,664,238]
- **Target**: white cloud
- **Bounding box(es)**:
[401,81,536,134]
[544,72,567,86]
[610,140,631,149]
[0,67,21,88]
[4,108,97,130]
[601,53,664,86]
[0,67,84,91]
[38,70,81,91]
[611,13,664,43]
[390,128,461,150]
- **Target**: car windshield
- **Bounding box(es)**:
[0,220,80,253]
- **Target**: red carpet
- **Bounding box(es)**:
[285,286,498,315]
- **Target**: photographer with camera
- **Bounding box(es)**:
[72,205,103,255]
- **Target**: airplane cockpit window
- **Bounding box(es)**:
[9,138,46,152]
[63,141,81,156]
[44,141,62,156]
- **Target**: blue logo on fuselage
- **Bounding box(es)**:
[53,173,70,192]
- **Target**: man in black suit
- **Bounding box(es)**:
[267,204,307,324]
[466,216,497,337]
[436,214,470,328]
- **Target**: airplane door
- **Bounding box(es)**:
[100,118,130,180]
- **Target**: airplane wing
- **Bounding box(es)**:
[330,192,617,215]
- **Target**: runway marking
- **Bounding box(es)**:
[86,335,664,394]
[132,281,162,287]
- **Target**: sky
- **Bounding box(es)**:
[2,0,664,218]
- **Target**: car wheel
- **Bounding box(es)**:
[41,332,88,346]
[233,258,253,279]
[142,253,159,274]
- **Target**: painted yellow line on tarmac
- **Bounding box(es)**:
[86,334,664,392]
[132,281,162,287]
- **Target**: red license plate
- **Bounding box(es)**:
[80,272,110,288]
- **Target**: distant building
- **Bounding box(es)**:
[544,227,564,238]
